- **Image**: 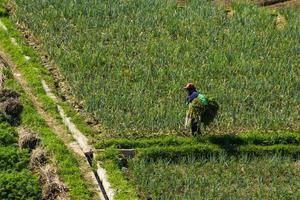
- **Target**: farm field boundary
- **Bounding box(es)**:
[97,139,300,161]
[0,47,138,200]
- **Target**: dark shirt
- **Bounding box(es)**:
[187,90,199,103]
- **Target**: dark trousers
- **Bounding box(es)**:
[191,119,201,136]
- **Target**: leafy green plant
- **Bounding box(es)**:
[0,170,41,200]
[0,122,17,146]
[0,147,29,171]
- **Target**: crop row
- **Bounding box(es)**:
[14,0,300,135]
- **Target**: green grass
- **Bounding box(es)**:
[130,155,300,200]
[101,159,139,200]
[96,131,300,149]
[12,0,300,135]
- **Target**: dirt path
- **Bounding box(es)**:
[0,50,105,200]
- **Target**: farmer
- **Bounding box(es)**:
[184,83,208,135]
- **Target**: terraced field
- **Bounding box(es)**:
[130,155,300,200]
[14,0,300,136]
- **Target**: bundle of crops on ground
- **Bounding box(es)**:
[129,155,300,199]
[14,0,300,135]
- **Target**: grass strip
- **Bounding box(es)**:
[136,144,300,160]
[136,144,223,160]
[96,136,195,149]
[96,131,300,149]
[94,148,139,200]
[238,144,300,156]
[101,159,139,200]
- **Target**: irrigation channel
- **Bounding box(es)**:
[0,50,115,200]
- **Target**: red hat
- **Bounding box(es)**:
[184,83,195,90]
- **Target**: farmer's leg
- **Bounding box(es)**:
[191,119,201,136]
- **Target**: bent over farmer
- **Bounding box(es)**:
[184,83,208,135]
